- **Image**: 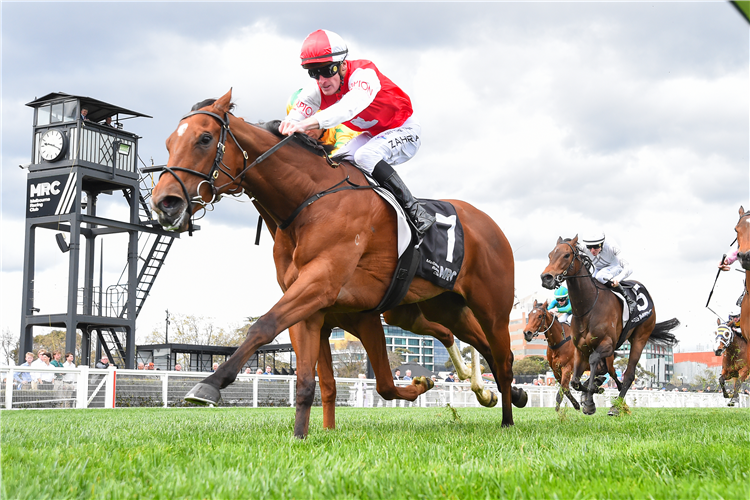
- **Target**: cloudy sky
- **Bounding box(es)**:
[1,1,748,355]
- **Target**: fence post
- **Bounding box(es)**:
[5,369,13,409]
[104,369,116,409]
[289,377,294,408]
[77,366,89,408]
[162,373,169,408]
[253,375,258,408]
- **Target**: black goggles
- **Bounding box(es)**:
[586,244,602,250]
[307,63,340,80]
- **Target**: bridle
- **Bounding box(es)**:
[144,109,374,236]
[143,110,293,235]
[527,307,570,349]
[551,240,601,319]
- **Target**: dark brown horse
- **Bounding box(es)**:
[150,90,526,437]
[523,300,622,411]
[540,236,679,415]
[714,321,748,406]
[733,205,750,367]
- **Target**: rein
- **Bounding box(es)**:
[554,241,600,319]
[528,308,571,349]
[144,110,371,235]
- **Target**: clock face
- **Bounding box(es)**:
[40,129,67,162]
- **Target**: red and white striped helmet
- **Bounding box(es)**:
[300,29,348,67]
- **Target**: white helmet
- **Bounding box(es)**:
[581,231,605,247]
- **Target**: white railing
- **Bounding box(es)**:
[1,366,747,410]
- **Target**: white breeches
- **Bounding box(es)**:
[335,115,421,174]
[593,266,624,284]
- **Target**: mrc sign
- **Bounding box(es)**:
[27,172,77,218]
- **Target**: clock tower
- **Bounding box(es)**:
[19,93,176,368]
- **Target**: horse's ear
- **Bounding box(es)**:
[533,299,538,307]
[556,236,563,244]
[740,206,745,217]
[571,234,579,245]
[717,318,721,326]
[215,89,233,113]
[543,300,549,308]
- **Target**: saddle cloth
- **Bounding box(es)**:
[612,281,654,332]
[373,188,465,290]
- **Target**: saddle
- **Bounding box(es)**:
[611,281,654,349]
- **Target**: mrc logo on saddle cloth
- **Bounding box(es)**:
[366,189,465,313]
[613,281,655,348]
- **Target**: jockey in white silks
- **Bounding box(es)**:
[580,231,636,317]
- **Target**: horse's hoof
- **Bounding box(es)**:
[487,391,498,408]
[582,403,596,415]
[608,406,620,416]
[729,399,737,407]
[511,387,528,408]
[596,387,605,394]
[555,406,560,412]
[185,383,221,406]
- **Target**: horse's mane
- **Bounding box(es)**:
[258,120,334,157]
[190,99,333,159]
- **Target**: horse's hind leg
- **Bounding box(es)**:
[605,356,623,392]
[345,313,433,402]
[317,323,337,429]
[385,304,496,407]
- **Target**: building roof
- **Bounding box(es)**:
[26,92,152,123]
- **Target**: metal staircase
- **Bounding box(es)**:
[99,169,175,366]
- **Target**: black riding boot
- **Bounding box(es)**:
[610,282,636,317]
[372,160,435,235]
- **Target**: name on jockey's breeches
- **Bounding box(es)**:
[388,135,419,149]
[349,79,375,96]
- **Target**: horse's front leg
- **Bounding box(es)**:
[583,342,613,415]
[729,378,740,407]
[289,314,325,438]
[559,368,580,411]
[720,373,729,399]
[569,348,586,392]
[605,355,623,392]
[185,261,346,410]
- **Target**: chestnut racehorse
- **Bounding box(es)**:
[523,300,622,411]
[540,236,679,416]
[713,321,748,406]
[150,90,526,437]
[733,205,750,367]
[254,202,503,427]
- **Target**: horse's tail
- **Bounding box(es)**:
[649,318,680,346]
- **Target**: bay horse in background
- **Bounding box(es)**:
[541,236,680,416]
[713,321,748,406]
[523,300,622,411]
[733,205,750,367]
[149,90,526,437]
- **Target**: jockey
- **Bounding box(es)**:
[727,307,742,334]
[547,286,572,324]
[279,29,436,235]
[719,249,746,307]
[580,231,636,317]
[286,89,359,155]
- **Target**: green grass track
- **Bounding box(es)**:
[2,407,749,499]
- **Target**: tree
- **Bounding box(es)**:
[144,314,245,347]
[694,368,719,391]
[388,349,405,370]
[614,358,655,385]
[332,339,366,378]
[512,355,550,376]
[0,328,20,365]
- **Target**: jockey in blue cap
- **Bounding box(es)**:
[547,286,572,324]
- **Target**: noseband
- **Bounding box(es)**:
[551,241,601,319]
[528,308,570,349]
[142,110,295,235]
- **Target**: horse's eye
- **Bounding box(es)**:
[199,133,213,146]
